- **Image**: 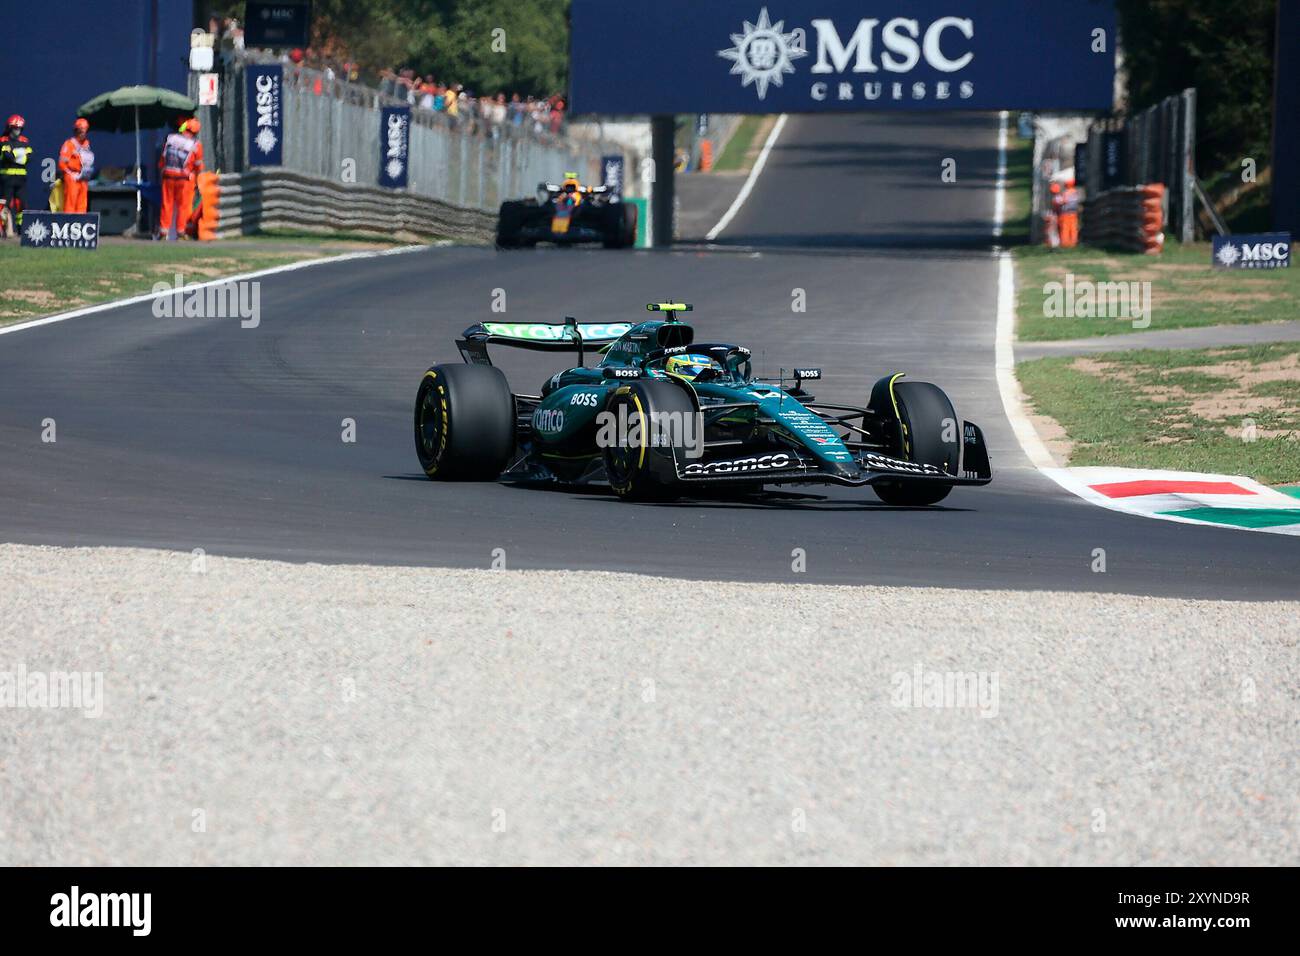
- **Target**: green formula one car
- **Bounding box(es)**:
[413,303,992,505]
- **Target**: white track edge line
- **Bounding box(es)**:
[992,110,1078,479]
[0,243,436,338]
[705,114,788,241]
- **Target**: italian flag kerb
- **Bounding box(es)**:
[1045,467,1300,536]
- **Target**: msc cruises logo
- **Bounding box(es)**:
[718,8,807,100]
[719,8,978,104]
[1213,233,1291,270]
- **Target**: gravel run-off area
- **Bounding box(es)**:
[1,543,1295,866]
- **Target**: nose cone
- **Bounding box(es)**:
[824,456,860,481]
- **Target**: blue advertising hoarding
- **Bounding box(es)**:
[1212,233,1292,271]
[246,65,285,166]
[0,0,190,177]
[20,212,101,250]
[379,106,411,189]
[601,155,625,198]
[570,0,1117,114]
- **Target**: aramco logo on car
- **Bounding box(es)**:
[719,7,977,103]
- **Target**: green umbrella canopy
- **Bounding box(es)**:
[76,85,197,132]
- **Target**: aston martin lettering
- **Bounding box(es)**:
[683,453,798,476]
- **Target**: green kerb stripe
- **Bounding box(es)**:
[1158,507,1300,529]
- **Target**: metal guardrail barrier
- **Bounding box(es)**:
[212,169,496,242]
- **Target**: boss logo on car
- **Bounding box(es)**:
[569,391,600,407]
[684,453,798,476]
[606,367,640,378]
[532,408,566,433]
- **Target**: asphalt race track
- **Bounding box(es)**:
[1,113,1296,598]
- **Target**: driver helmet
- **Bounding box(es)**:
[561,171,581,194]
[5,114,24,133]
[665,353,723,382]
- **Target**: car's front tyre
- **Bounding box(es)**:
[872,380,959,507]
[602,379,695,501]
[496,201,529,249]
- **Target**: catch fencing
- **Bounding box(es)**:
[189,53,641,221]
[1079,89,1196,243]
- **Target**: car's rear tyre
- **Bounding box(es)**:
[414,364,515,480]
[603,379,696,501]
[602,204,637,249]
[872,380,959,507]
[496,201,528,249]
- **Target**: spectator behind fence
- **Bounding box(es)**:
[252,46,569,137]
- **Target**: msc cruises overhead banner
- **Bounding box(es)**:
[569,0,1117,114]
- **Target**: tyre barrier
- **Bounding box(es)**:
[1081,183,1166,254]
[208,169,496,243]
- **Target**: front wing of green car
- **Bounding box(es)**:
[670,421,993,489]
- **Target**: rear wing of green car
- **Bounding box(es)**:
[457,318,633,366]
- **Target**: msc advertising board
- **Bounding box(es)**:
[570,0,1117,114]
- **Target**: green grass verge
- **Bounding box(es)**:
[712,116,767,173]
[259,227,425,245]
[1018,342,1300,485]
[1001,133,1033,244]
[0,237,393,326]
[1013,240,1299,343]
